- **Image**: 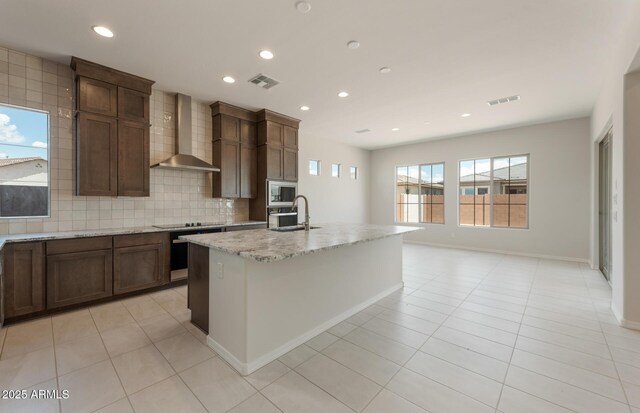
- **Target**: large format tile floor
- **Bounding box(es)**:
[1,244,638,413]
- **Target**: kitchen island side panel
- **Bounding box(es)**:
[206,235,402,374]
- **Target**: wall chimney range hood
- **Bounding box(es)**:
[151,93,220,172]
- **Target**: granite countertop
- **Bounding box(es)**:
[0,220,266,250]
[180,223,421,263]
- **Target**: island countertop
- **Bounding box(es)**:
[180,223,421,262]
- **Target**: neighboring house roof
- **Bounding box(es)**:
[460,162,527,183]
[0,157,47,167]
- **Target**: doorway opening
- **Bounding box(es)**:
[599,129,612,280]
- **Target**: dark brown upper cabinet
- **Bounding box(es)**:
[77,112,118,196]
[78,77,117,117]
[118,86,149,123]
[2,242,45,318]
[118,120,150,197]
[211,102,257,199]
[71,57,154,197]
[283,147,298,181]
[283,126,298,149]
[213,139,241,198]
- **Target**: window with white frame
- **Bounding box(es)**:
[350,166,358,180]
[459,155,529,228]
[396,162,444,224]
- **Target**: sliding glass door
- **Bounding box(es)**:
[599,130,612,280]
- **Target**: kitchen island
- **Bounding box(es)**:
[181,223,420,375]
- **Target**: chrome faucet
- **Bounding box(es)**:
[291,195,310,231]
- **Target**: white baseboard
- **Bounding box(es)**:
[207,282,404,376]
[611,303,640,331]
[404,240,589,264]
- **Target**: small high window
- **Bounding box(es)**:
[350,166,358,180]
[0,104,50,218]
[309,160,321,176]
[331,163,341,178]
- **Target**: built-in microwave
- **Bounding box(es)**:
[267,181,297,207]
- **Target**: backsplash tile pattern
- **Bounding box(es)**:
[0,46,248,236]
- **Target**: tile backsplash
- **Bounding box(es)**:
[0,46,248,235]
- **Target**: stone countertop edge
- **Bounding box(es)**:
[181,224,422,263]
[0,220,267,250]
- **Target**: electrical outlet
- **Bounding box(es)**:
[216,262,224,279]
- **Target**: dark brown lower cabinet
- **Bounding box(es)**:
[2,242,45,318]
[47,249,113,309]
[188,243,210,333]
[113,233,169,295]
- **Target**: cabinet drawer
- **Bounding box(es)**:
[114,232,168,248]
[47,249,113,309]
[46,236,113,255]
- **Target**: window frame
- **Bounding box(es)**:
[394,161,445,225]
[0,102,51,220]
[457,153,530,230]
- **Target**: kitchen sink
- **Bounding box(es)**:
[269,225,320,232]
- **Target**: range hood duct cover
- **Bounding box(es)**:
[151,93,220,172]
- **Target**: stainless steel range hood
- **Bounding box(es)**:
[151,93,220,172]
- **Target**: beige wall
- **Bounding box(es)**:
[0,45,247,235]
[371,117,591,261]
[297,134,370,224]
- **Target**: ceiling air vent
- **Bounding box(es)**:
[248,73,280,90]
[355,129,371,134]
[488,95,520,106]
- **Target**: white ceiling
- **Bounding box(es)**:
[0,0,615,149]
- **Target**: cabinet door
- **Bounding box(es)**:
[240,144,257,198]
[283,148,298,182]
[47,249,113,309]
[260,121,284,146]
[114,243,167,295]
[240,120,257,146]
[77,112,118,196]
[266,145,284,181]
[118,87,149,123]
[213,140,240,198]
[3,242,44,318]
[78,77,117,117]
[215,115,240,142]
[117,120,150,197]
[283,126,298,149]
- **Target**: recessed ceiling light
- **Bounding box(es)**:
[295,0,311,13]
[337,91,349,98]
[222,76,236,84]
[423,121,431,125]
[379,67,391,74]
[391,127,400,131]
[347,40,360,50]
[300,105,310,111]
[460,113,471,118]
[92,26,114,38]
[259,50,274,60]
